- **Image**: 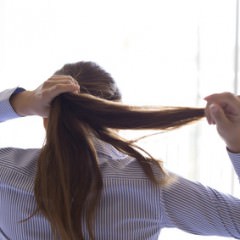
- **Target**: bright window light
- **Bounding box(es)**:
[0,0,238,239]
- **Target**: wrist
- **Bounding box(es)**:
[10,90,35,116]
[226,143,240,154]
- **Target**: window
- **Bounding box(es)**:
[0,0,239,239]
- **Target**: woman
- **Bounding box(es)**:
[0,61,240,240]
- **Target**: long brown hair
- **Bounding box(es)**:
[34,62,205,239]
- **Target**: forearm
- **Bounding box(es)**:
[1,76,79,120]
[10,90,36,117]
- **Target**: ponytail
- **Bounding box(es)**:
[34,91,204,240]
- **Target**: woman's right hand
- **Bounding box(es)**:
[10,75,80,118]
[205,92,240,153]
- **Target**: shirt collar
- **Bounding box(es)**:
[93,138,129,164]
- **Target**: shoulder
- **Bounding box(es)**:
[0,147,40,193]
[0,147,40,177]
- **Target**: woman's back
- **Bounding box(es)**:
[0,141,164,240]
[2,140,240,239]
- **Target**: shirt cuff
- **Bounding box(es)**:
[227,149,240,178]
[0,87,25,122]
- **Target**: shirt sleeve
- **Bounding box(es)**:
[161,149,240,238]
[0,88,25,122]
[161,174,240,238]
[228,150,240,182]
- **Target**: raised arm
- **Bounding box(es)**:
[161,92,240,238]
[161,172,240,238]
[10,75,80,118]
[0,75,80,122]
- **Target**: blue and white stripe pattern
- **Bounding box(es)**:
[0,88,23,122]
[1,88,240,239]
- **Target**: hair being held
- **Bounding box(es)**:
[33,62,205,240]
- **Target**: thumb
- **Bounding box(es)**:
[209,104,229,127]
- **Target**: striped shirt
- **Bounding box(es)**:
[1,88,240,239]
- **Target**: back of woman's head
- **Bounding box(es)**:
[54,61,121,101]
[34,61,205,240]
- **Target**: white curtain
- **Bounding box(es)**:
[0,0,238,239]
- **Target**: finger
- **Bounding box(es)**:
[50,74,74,80]
[205,92,240,117]
[43,83,80,100]
[48,75,79,85]
[205,107,214,125]
[44,76,80,93]
[204,92,236,106]
[204,104,211,124]
[204,101,216,124]
[209,103,229,128]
